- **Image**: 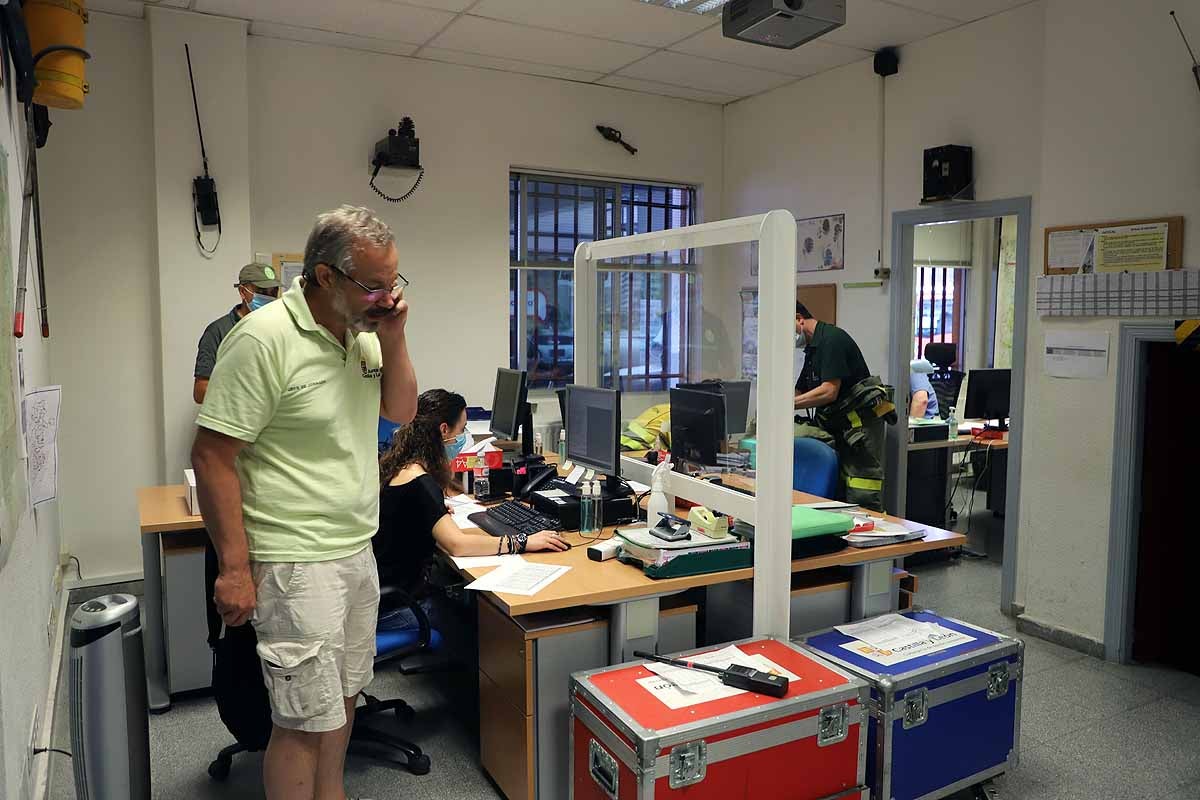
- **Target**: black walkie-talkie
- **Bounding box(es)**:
[186,43,221,253]
[635,651,790,698]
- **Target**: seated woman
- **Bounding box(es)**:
[909,358,941,420]
[417,387,471,495]
[374,415,568,628]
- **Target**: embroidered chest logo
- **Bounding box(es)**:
[360,360,383,379]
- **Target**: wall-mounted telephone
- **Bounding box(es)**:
[369,117,424,203]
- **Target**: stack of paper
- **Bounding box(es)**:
[843,517,925,548]
[464,561,570,596]
[835,614,975,666]
[636,645,799,710]
[446,493,486,529]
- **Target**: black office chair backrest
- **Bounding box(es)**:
[929,372,965,419]
[924,342,958,371]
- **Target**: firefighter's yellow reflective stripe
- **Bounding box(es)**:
[847,410,862,428]
[874,401,896,417]
[627,421,652,440]
[847,477,883,491]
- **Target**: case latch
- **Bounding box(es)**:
[902,687,929,729]
[817,702,850,746]
[668,741,707,789]
[987,662,1011,700]
[589,739,618,799]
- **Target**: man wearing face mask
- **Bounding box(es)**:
[192,206,418,800]
[193,263,282,404]
[794,302,897,511]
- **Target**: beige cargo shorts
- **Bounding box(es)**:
[250,545,380,733]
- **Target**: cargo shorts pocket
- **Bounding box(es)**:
[256,641,335,721]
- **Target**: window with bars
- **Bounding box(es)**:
[509,172,697,391]
[913,266,966,362]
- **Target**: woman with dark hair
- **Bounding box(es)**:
[374,415,568,597]
[417,388,470,458]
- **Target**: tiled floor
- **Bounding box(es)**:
[48,493,1200,799]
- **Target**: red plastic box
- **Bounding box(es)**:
[570,638,869,799]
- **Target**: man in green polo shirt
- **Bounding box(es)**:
[191,206,417,800]
[794,302,896,511]
[193,262,282,404]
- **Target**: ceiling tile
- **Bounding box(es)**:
[159,0,194,8]
[250,21,419,56]
[89,0,147,17]
[670,23,869,77]
[881,0,1032,24]
[598,75,736,105]
[615,50,794,98]
[195,0,456,44]
[821,0,959,50]
[387,0,476,11]
[468,0,716,48]
[418,47,605,83]
[427,15,654,73]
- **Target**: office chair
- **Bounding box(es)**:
[793,436,839,498]
[205,547,445,780]
[924,342,965,420]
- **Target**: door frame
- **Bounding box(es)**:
[886,196,1032,616]
[1104,321,1177,663]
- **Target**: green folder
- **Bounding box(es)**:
[791,506,854,538]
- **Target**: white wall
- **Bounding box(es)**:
[41,13,160,581]
[247,34,724,410]
[1017,0,1200,643]
[0,56,64,800]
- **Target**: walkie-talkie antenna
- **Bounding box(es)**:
[1170,10,1200,94]
[185,43,209,178]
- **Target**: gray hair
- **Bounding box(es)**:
[302,205,395,283]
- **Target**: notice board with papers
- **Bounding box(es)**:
[1043,216,1183,275]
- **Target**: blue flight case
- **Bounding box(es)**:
[797,610,1023,800]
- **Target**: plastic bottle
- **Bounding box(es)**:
[593,480,605,531]
[474,455,491,500]
[946,405,958,436]
[558,429,568,463]
[579,480,595,533]
[646,457,674,525]
[533,431,544,456]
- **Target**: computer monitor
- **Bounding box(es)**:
[963,368,1011,430]
[677,380,750,438]
[489,368,528,440]
[565,385,621,477]
[670,387,726,468]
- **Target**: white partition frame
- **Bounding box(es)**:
[574,211,797,639]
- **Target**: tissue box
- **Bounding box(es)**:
[183,469,199,517]
[451,445,503,473]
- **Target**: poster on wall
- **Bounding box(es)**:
[1044,216,1182,274]
[796,213,845,272]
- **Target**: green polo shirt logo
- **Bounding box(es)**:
[197,278,383,563]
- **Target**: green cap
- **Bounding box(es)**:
[238,262,281,289]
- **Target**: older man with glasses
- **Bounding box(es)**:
[191,205,417,800]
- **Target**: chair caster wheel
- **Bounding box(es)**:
[408,753,431,775]
[208,756,232,781]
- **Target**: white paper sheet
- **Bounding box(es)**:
[835,614,975,666]
[535,489,570,499]
[452,511,481,530]
[565,465,585,484]
[636,645,800,710]
[445,493,478,508]
[800,501,859,510]
[465,561,570,596]
[24,385,61,506]
[450,554,525,570]
[1044,330,1109,379]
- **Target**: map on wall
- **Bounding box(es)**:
[796,213,845,272]
[0,145,29,563]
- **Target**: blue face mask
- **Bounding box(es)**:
[248,293,276,312]
[444,431,469,459]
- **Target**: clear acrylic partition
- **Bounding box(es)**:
[574,213,796,638]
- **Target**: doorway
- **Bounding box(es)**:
[885,197,1033,615]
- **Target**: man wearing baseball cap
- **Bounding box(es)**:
[193,263,282,403]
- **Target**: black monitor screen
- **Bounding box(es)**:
[963,368,1011,425]
[489,368,528,440]
[565,386,621,475]
[723,380,751,437]
[670,388,726,467]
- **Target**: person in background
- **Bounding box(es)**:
[193,262,282,404]
[374,415,568,630]
[794,302,897,511]
[418,388,470,461]
[909,359,940,420]
[192,206,418,800]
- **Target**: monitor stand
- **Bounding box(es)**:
[602,473,630,497]
[984,418,1009,432]
[508,402,545,468]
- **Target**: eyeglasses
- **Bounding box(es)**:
[326,264,409,303]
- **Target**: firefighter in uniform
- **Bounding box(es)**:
[793,302,896,511]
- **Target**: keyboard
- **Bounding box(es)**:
[469,501,562,538]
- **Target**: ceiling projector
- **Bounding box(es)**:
[722,0,846,49]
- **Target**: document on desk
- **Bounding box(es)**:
[465,561,571,596]
[835,614,974,666]
[637,645,800,710]
[800,501,859,510]
[450,554,525,570]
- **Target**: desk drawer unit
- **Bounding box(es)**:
[570,637,869,800]
[798,611,1024,800]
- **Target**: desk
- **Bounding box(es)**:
[137,485,208,713]
[906,430,1008,528]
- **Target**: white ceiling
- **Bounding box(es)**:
[91,0,1034,105]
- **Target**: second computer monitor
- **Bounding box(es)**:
[489,368,528,440]
[565,385,621,476]
[670,387,726,467]
[963,368,1011,429]
[677,380,751,438]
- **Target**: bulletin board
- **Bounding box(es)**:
[740,283,837,380]
[796,283,837,325]
[272,252,304,289]
[1043,216,1183,275]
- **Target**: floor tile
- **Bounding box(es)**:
[1020,660,1163,742]
[1018,633,1087,677]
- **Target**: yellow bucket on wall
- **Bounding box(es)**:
[25,0,89,109]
